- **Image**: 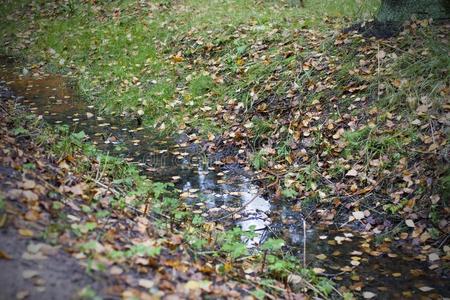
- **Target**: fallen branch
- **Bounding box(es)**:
[211,190,264,222]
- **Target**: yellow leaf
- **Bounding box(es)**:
[223,261,233,273]
[184,280,211,291]
[172,55,184,63]
[313,267,325,274]
[315,254,327,260]
[19,228,34,237]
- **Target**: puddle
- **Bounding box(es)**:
[1,58,448,299]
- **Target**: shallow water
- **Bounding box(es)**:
[1,58,448,299]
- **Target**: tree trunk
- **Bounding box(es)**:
[377,0,450,23]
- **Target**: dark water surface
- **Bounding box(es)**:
[1,58,448,299]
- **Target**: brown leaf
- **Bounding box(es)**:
[0,250,12,260]
[346,169,358,177]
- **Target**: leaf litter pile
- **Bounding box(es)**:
[0,0,449,299]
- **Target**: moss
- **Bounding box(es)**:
[377,0,449,23]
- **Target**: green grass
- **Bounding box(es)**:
[0,0,379,135]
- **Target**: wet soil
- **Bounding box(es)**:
[0,226,103,300]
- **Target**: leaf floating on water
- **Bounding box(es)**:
[362,291,377,299]
[428,253,439,262]
[417,286,434,292]
[312,267,325,274]
[350,259,360,266]
[352,211,365,220]
[334,236,345,244]
[405,219,415,228]
[22,270,39,279]
[16,291,29,300]
[315,254,327,260]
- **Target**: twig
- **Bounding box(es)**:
[429,119,437,153]
[211,190,264,222]
[85,176,121,196]
[302,218,307,268]
[125,203,171,221]
[436,234,449,249]
[0,103,11,115]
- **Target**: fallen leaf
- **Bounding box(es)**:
[312,267,325,274]
[0,250,12,259]
[428,253,439,262]
[352,211,365,220]
[18,229,34,237]
[405,219,415,228]
[16,290,29,300]
[22,179,36,190]
[184,280,211,291]
[138,279,154,289]
[362,291,377,299]
[418,286,434,292]
[334,236,345,244]
[350,260,360,266]
[346,169,358,177]
[315,254,327,260]
[22,270,39,279]
[110,266,123,275]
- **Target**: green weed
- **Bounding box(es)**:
[250,149,268,170]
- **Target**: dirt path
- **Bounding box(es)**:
[0,84,106,300]
[0,226,103,300]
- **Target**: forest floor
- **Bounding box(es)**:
[0,0,449,299]
[1,84,280,299]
